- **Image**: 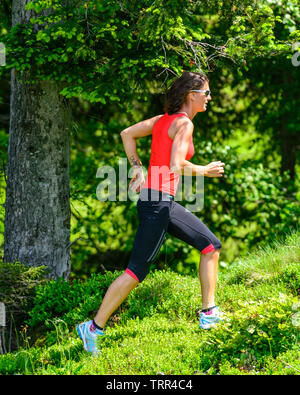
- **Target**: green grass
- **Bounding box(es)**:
[0,231,299,375]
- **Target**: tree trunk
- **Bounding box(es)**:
[3,0,71,279]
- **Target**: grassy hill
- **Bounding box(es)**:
[0,231,299,375]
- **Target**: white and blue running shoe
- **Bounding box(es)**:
[76,320,104,356]
[199,306,223,330]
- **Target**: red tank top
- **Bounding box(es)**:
[142,112,194,196]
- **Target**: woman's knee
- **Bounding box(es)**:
[204,248,220,258]
[201,241,222,259]
[200,239,222,255]
[125,267,149,284]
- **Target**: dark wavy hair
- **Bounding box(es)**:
[164,71,209,115]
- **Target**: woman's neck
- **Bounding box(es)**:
[177,108,197,121]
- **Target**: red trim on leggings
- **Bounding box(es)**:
[201,243,215,254]
[125,268,140,282]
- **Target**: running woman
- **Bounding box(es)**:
[77,71,225,355]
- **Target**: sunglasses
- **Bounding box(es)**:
[190,89,211,96]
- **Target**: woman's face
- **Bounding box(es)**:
[191,80,211,112]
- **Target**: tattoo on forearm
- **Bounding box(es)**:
[130,155,141,167]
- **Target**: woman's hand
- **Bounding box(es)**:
[204,161,225,177]
[129,166,145,193]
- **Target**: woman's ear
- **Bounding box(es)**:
[186,92,194,102]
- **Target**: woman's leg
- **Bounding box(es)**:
[93,249,220,329]
[167,202,222,309]
[93,196,171,329]
[199,249,220,310]
[93,272,139,328]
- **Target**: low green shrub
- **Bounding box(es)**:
[121,270,201,323]
[0,261,47,351]
[277,262,300,295]
[202,295,299,370]
[0,231,298,375]
[27,271,120,329]
[26,269,203,335]
[0,261,47,313]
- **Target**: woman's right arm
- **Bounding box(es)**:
[120,114,163,168]
[120,114,164,192]
[170,119,225,177]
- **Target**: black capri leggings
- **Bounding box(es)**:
[126,188,222,283]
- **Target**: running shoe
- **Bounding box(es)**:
[76,320,104,356]
[199,306,223,330]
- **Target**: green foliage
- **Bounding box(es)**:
[27,231,300,338]
[206,296,298,366]
[195,143,299,251]
[0,261,47,314]
[0,231,299,375]
[1,0,200,103]
[278,261,300,295]
[27,271,120,329]
[121,271,200,322]
[1,0,299,104]
[0,261,47,351]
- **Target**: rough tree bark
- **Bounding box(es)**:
[3,0,71,279]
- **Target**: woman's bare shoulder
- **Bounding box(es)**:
[168,116,193,140]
